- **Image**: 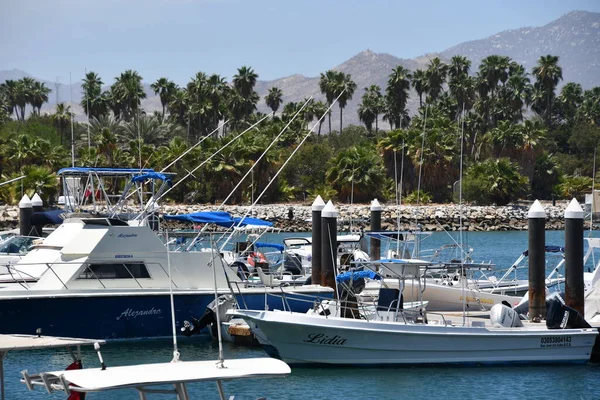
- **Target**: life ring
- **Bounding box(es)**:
[247,251,267,267]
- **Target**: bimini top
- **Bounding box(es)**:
[163,211,273,228]
[0,334,103,352]
[336,270,381,283]
[22,358,290,393]
[131,172,171,184]
[57,167,157,176]
[255,241,285,252]
[522,245,565,256]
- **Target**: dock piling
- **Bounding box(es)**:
[370,199,382,261]
[528,200,546,321]
[18,194,32,237]
[311,196,325,285]
[564,198,585,316]
[31,193,43,237]
[321,201,338,289]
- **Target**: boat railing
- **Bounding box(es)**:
[3,259,184,291]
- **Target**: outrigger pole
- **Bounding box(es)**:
[219,90,346,251]
[184,97,315,251]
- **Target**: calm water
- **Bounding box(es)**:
[4,230,600,399]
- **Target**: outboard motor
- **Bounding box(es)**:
[490,303,523,328]
[546,298,591,329]
[514,291,565,318]
[181,295,235,337]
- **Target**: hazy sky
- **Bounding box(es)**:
[1,0,599,85]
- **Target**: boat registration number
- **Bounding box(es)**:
[540,336,571,348]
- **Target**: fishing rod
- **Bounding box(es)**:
[137,113,271,219]
[219,90,346,252]
[185,98,314,251]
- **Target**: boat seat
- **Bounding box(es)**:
[257,267,282,287]
[377,288,403,311]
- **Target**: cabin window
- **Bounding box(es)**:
[78,263,150,279]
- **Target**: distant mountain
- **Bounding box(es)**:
[440,10,600,89]
[2,10,599,127]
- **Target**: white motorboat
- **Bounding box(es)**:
[236,261,598,366]
[236,308,597,365]
[0,216,332,339]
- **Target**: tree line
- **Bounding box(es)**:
[0,53,599,206]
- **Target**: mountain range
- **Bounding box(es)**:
[2,10,599,127]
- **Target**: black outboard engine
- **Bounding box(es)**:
[180,295,235,337]
[181,309,216,337]
[514,291,565,318]
[546,298,591,329]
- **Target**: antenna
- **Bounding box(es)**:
[458,103,466,326]
[69,72,75,167]
[85,67,90,149]
[55,77,60,105]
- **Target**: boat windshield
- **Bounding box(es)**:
[0,236,36,254]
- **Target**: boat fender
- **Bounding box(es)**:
[490,303,524,328]
[546,298,591,329]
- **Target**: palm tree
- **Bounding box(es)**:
[29,81,51,115]
[151,77,177,120]
[386,67,412,128]
[326,146,387,202]
[265,87,283,116]
[425,57,448,103]
[122,114,183,146]
[0,80,19,119]
[310,101,328,136]
[233,66,258,99]
[333,72,357,133]
[111,70,146,120]
[532,55,563,124]
[479,55,511,96]
[556,82,583,124]
[82,71,107,120]
[411,69,428,107]
[319,70,338,134]
[50,103,72,145]
[358,85,384,133]
[448,56,474,115]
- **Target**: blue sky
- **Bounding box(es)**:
[1,0,599,85]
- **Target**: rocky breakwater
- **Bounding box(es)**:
[0,201,582,233]
[161,201,576,232]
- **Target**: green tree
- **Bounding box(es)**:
[425,57,448,103]
[385,66,412,129]
[82,71,108,120]
[326,145,387,202]
[151,77,177,120]
[265,87,283,117]
[411,69,428,107]
[319,70,338,134]
[532,55,563,125]
[463,158,528,205]
[332,72,357,134]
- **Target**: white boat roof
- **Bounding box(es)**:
[29,358,290,392]
[0,334,103,352]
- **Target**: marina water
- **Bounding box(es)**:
[5,230,600,399]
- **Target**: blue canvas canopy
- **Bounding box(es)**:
[30,210,65,225]
[336,270,382,283]
[163,211,273,228]
[58,167,156,176]
[522,245,565,256]
[131,172,171,184]
[255,241,284,251]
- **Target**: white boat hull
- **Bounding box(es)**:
[238,310,598,365]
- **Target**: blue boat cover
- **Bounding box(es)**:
[336,270,382,283]
[163,211,273,228]
[58,167,155,175]
[232,217,272,227]
[131,172,171,184]
[30,209,65,225]
[255,241,284,251]
[522,245,565,256]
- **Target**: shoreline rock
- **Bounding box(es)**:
[3,200,594,233]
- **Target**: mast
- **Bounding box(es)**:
[69,72,75,167]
